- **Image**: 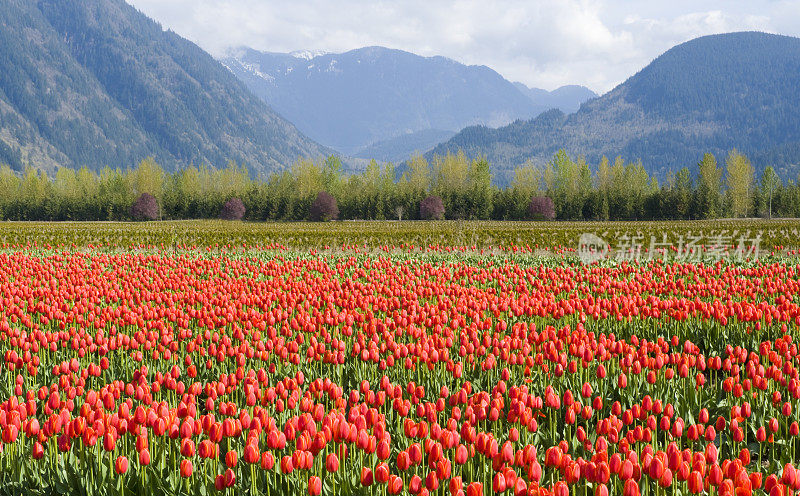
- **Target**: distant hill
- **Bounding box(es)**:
[513,83,597,114]
[221,47,595,159]
[429,32,800,184]
[0,0,328,174]
[351,129,455,164]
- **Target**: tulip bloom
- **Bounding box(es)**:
[361,467,373,486]
[492,472,506,493]
[244,443,259,464]
[553,481,569,496]
[114,456,128,475]
[455,444,469,465]
[139,448,151,466]
[623,479,640,496]
[308,476,322,496]
[180,459,193,478]
[463,482,483,496]
[376,463,390,484]
[32,442,45,460]
[224,468,236,488]
[325,453,339,473]
[261,452,275,470]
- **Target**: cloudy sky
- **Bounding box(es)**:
[126,0,800,93]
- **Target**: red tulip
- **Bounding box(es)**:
[466,482,484,496]
[377,439,390,460]
[244,443,259,464]
[225,450,238,468]
[103,432,116,452]
[114,456,128,475]
[409,475,422,494]
[426,471,440,491]
[513,477,526,496]
[782,464,797,487]
[180,459,193,478]
[620,459,634,480]
[659,468,672,488]
[181,438,195,457]
[308,476,321,496]
[376,463,390,483]
[650,457,665,480]
[261,452,275,470]
[32,442,45,460]
[361,467,373,486]
[750,472,763,490]
[553,481,569,496]
[280,455,293,474]
[455,444,468,465]
[708,464,723,485]
[224,468,236,488]
[705,443,718,464]
[325,453,339,473]
[389,475,404,495]
[492,472,506,493]
[623,479,640,496]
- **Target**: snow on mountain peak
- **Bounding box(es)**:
[290,49,329,60]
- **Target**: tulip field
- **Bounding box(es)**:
[1,224,800,496]
[0,219,798,254]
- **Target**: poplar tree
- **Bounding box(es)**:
[696,153,722,218]
[725,149,754,218]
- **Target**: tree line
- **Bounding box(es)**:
[0,149,798,221]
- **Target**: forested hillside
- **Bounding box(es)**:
[0,0,328,175]
[429,32,800,183]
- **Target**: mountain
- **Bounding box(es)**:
[513,83,597,114]
[352,129,456,164]
[429,32,800,183]
[221,46,560,158]
[0,0,328,175]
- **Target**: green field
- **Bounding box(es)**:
[0,219,797,255]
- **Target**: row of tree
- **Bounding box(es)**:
[0,149,797,221]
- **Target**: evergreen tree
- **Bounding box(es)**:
[673,167,693,219]
[466,156,492,219]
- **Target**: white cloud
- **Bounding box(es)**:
[126,0,797,93]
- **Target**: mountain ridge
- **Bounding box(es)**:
[512,83,598,115]
[427,32,800,184]
[0,0,329,175]
[221,46,596,161]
